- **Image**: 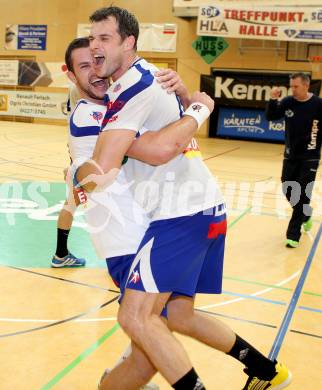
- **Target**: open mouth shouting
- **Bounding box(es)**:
[89,76,108,92]
[93,54,105,68]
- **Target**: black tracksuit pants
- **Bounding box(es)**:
[281,158,319,241]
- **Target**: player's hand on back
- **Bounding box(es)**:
[190,91,214,114]
[155,68,182,93]
[155,68,190,108]
[270,87,281,99]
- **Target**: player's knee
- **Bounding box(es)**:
[117,306,146,341]
[168,312,191,334]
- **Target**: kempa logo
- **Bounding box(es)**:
[308,119,319,150]
[214,77,291,101]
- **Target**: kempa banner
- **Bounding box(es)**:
[200,69,322,137]
[197,4,322,43]
[0,90,67,119]
[202,70,322,108]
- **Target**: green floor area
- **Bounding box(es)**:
[0,182,103,268]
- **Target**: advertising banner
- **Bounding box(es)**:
[5,25,47,50]
[197,4,322,43]
[138,23,177,52]
[217,107,285,141]
[192,36,228,64]
[77,23,177,52]
[0,60,19,85]
[200,70,321,138]
[0,90,67,119]
[173,0,209,17]
[207,70,322,108]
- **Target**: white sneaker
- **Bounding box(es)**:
[98,368,159,389]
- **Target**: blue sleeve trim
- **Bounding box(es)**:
[70,100,101,137]
[101,65,154,129]
[175,94,184,118]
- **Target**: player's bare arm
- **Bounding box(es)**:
[74,129,135,192]
[127,91,214,165]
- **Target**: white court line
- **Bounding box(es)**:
[0,272,301,323]
[197,270,301,310]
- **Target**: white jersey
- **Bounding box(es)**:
[102,58,224,221]
[69,99,149,259]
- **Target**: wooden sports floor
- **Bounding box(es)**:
[0,120,321,389]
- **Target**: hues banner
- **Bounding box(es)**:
[197,3,322,43]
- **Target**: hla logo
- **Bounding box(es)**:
[214,77,291,101]
[201,6,220,18]
[199,19,228,34]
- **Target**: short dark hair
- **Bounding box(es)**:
[290,72,310,84]
[90,6,139,50]
[65,37,90,72]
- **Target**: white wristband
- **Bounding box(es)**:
[183,102,211,129]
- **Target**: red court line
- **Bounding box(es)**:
[203,147,240,161]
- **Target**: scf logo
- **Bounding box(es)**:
[201,6,220,18]
[312,9,322,22]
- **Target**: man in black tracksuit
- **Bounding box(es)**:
[266,72,322,248]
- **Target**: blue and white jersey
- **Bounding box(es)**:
[101,58,223,221]
[69,99,148,259]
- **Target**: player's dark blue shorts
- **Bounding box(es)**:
[106,254,134,294]
[124,204,226,297]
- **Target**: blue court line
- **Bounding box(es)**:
[223,290,284,306]
[269,222,322,360]
[298,305,322,314]
[221,291,322,314]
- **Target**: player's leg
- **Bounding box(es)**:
[99,341,157,390]
[281,158,298,204]
[284,159,319,247]
[281,159,302,246]
[167,295,235,352]
[51,187,86,267]
[115,218,213,388]
[118,289,202,388]
[101,255,161,390]
[299,159,319,230]
[167,296,290,389]
[166,206,291,390]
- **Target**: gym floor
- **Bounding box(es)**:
[0,121,321,389]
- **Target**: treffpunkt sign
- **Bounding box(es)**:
[197,3,322,43]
